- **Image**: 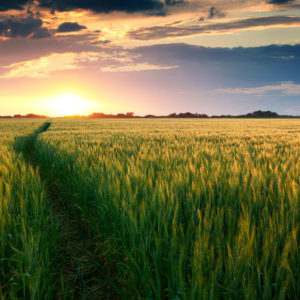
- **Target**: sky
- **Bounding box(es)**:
[0,0,300,116]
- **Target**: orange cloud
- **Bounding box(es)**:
[128,15,300,40]
[1,52,99,78]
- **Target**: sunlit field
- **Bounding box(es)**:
[0,120,57,299]
[0,119,299,299]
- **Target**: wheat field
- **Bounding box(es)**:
[0,119,299,299]
[0,120,57,299]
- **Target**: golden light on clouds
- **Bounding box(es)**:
[1,52,99,79]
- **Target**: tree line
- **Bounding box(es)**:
[0,110,298,119]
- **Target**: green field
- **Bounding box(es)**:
[0,119,299,299]
[0,120,57,299]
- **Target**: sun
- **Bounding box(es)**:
[47,93,97,117]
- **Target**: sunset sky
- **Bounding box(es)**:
[0,0,300,116]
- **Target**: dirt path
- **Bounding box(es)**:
[48,182,115,299]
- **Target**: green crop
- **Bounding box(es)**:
[0,120,57,299]
[32,119,299,299]
[0,118,299,299]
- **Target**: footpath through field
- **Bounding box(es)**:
[11,119,299,300]
[14,122,118,300]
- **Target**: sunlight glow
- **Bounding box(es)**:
[45,93,98,117]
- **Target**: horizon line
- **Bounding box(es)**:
[0,111,299,119]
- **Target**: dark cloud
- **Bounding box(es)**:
[90,39,111,45]
[0,16,50,39]
[131,43,300,65]
[199,6,225,22]
[208,6,225,19]
[0,0,28,11]
[127,43,300,89]
[269,0,294,4]
[0,0,295,15]
[37,0,184,14]
[57,22,87,32]
[32,27,52,39]
[128,16,300,40]
[165,0,184,6]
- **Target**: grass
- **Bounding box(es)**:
[0,118,299,299]
[0,120,57,299]
[33,119,299,299]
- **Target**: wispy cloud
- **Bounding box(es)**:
[1,52,99,78]
[217,81,300,96]
[0,48,178,77]
[101,62,178,72]
[128,16,300,40]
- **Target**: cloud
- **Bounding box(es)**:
[0,0,28,11]
[199,6,226,22]
[1,38,300,87]
[37,0,184,15]
[101,62,178,72]
[32,27,52,39]
[216,82,300,95]
[208,6,225,19]
[57,22,87,33]
[0,42,178,76]
[0,0,297,15]
[0,32,113,67]
[131,43,300,68]
[0,16,51,39]
[269,0,294,4]
[129,43,300,73]
[91,39,111,45]
[165,0,184,6]
[128,15,300,40]
[127,43,300,89]
[132,42,300,59]
[1,52,99,78]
